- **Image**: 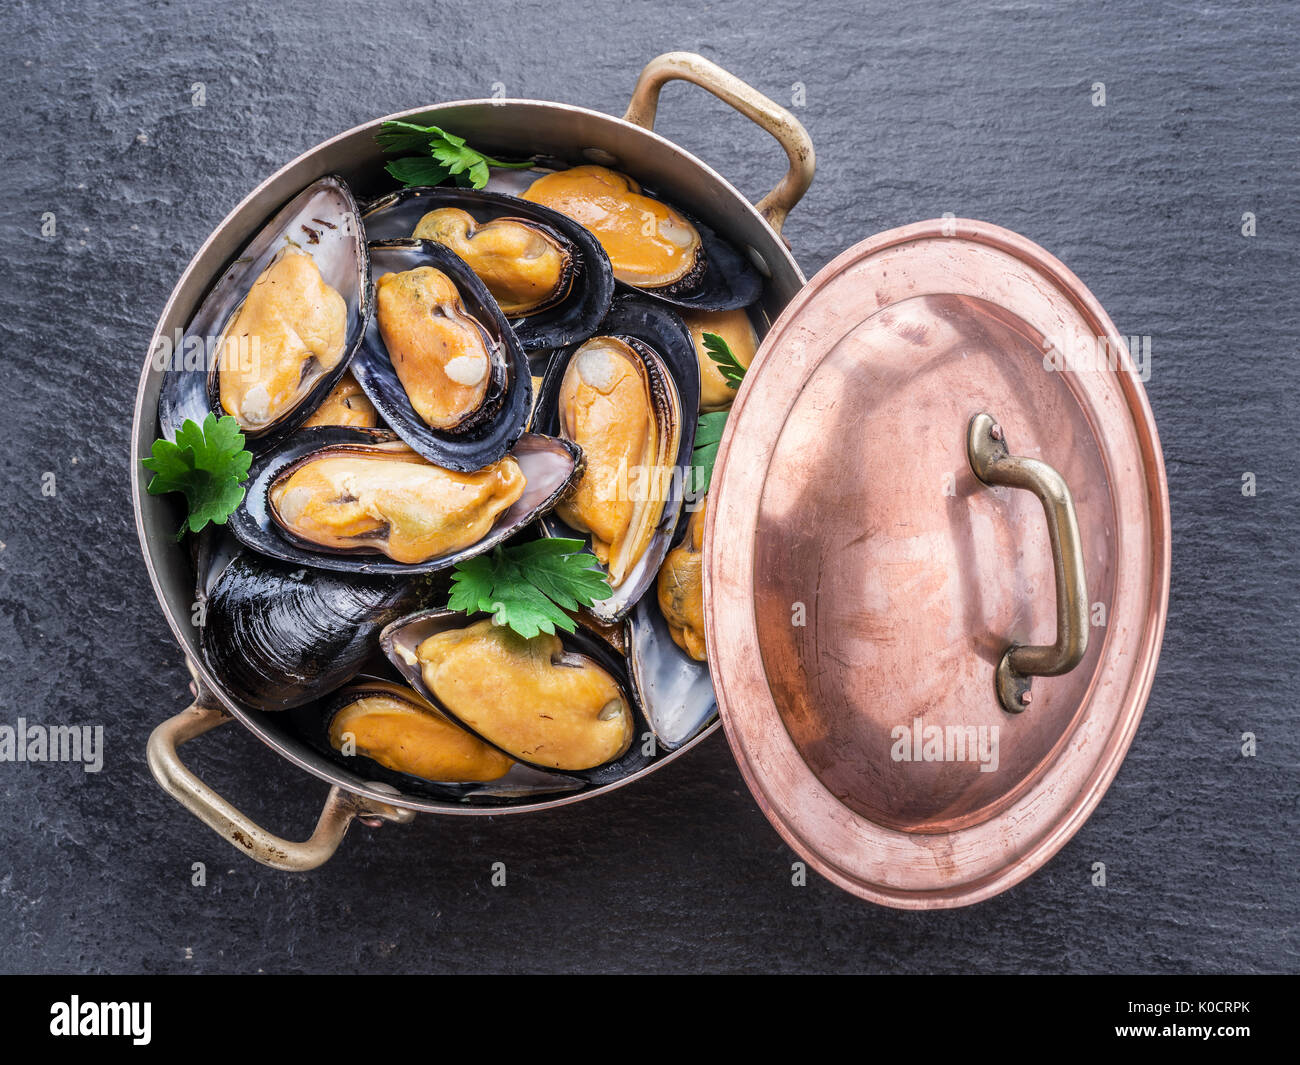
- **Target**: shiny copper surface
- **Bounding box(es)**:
[705,219,1171,908]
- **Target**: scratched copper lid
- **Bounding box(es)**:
[705,219,1171,908]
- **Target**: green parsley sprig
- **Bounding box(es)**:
[703,331,747,390]
[142,413,252,539]
[447,538,612,639]
[689,331,750,494]
[689,411,728,495]
[377,121,532,190]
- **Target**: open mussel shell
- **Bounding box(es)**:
[158,175,370,450]
[646,213,763,313]
[483,164,566,198]
[192,526,240,602]
[228,425,582,575]
[492,165,760,313]
[535,294,700,623]
[199,551,433,712]
[361,187,614,352]
[379,609,657,786]
[351,239,530,472]
[626,579,717,752]
[289,677,584,804]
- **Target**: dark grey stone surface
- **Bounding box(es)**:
[0,0,1296,974]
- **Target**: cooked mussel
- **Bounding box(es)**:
[351,240,530,472]
[524,165,703,292]
[518,164,761,312]
[229,426,583,575]
[199,551,429,711]
[377,264,502,431]
[656,498,707,660]
[158,175,370,449]
[216,248,348,431]
[361,186,613,351]
[302,371,379,428]
[552,336,677,587]
[381,609,655,784]
[535,295,699,622]
[394,616,631,771]
[414,208,574,317]
[682,308,759,412]
[289,678,586,802]
[269,442,525,564]
[327,678,513,781]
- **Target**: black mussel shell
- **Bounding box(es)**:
[626,521,717,752]
[158,175,370,451]
[534,294,700,622]
[379,609,657,787]
[191,527,240,602]
[288,677,585,804]
[352,239,531,472]
[361,187,614,352]
[199,551,433,711]
[227,425,583,575]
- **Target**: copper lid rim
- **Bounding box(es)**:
[722,622,1168,909]
[705,217,1172,909]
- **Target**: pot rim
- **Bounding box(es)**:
[131,95,806,815]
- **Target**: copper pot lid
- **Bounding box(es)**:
[705,219,1171,908]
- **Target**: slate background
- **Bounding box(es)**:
[0,0,1296,975]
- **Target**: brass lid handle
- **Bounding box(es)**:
[967,413,1089,713]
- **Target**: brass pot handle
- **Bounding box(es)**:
[967,413,1089,714]
[146,669,414,870]
[623,51,815,235]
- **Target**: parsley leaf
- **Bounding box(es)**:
[384,156,453,187]
[688,332,753,494]
[375,120,452,154]
[505,538,614,610]
[702,331,747,389]
[445,553,494,607]
[142,413,253,539]
[689,411,729,495]
[446,538,612,639]
[377,120,532,190]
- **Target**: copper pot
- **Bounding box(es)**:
[133,52,815,866]
[133,53,1170,907]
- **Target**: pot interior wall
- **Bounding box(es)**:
[134,99,805,813]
